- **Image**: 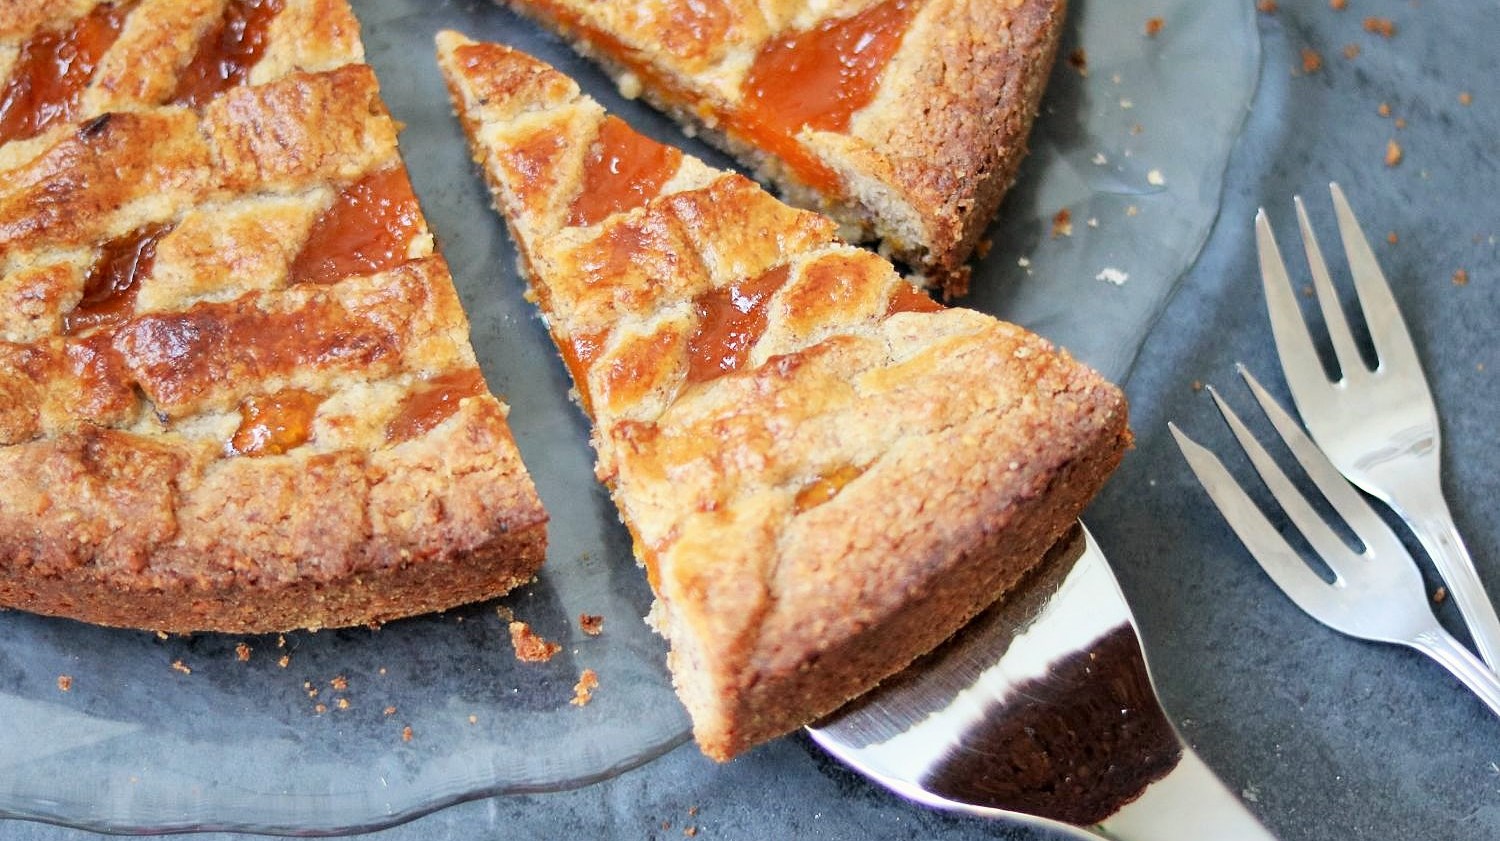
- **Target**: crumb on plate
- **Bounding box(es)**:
[509,620,562,663]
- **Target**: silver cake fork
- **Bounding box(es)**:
[1171,366,1500,717]
[1256,184,1500,669]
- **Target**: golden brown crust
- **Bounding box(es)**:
[500,0,1066,285]
[0,2,547,632]
[439,35,1126,759]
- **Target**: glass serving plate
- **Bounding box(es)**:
[0,0,1258,834]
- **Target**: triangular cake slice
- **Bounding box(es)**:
[494,0,1065,289]
[0,2,547,633]
[438,34,1126,759]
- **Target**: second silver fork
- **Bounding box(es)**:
[1256,184,1500,670]
[1172,367,1500,718]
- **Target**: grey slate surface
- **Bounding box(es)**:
[7,1,1500,839]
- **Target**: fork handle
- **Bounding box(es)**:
[1093,746,1278,841]
[1408,623,1500,719]
[1401,493,1500,674]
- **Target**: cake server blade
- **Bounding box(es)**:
[807,522,1276,841]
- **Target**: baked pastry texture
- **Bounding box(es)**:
[494,0,1065,291]
[0,1,548,633]
[438,34,1127,760]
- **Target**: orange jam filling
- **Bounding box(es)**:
[736,0,917,192]
[568,116,684,228]
[170,0,285,108]
[794,464,866,513]
[63,221,173,335]
[884,281,942,316]
[288,166,424,286]
[557,328,608,413]
[228,387,322,456]
[684,264,790,384]
[385,368,486,444]
[0,2,134,144]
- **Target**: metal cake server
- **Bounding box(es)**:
[808,523,1275,841]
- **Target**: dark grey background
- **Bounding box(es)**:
[8,0,1500,839]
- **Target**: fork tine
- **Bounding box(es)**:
[1205,385,1362,582]
[1169,423,1342,618]
[1256,210,1337,420]
[1234,365,1408,561]
[1295,196,1368,380]
[1328,183,1426,374]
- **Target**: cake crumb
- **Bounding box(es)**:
[1460,92,1473,106]
[1067,47,1088,76]
[1091,152,1108,166]
[468,714,478,724]
[579,613,605,636]
[1384,139,1403,167]
[571,668,600,707]
[495,605,515,623]
[1300,48,1323,74]
[1343,43,1360,60]
[156,631,168,640]
[1453,268,1469,286]
[662,821,672,831]
[314,703,327,714]
[1095,267,1129,286]
[57,675,72,692]
[171,660,192,675]
[1147,169,1166,186]
[1126,205,1140,217]
[974,237,992,259]
[384,705,397,716]
[1144,17,1164,37]
[1191,380,1204,392]
[509,621,562,663]
[1394,117,1406,129]
[1434,586,1448,604]
[336,698,350,710]
[1302,284,1315,298]
[277,654,290,669]
[234,643,251,662]
[401,725,413,742]
[1050,208,1073,238]
[1329,0,1346,9]
[1119,97,1134,110]
[688,806,699,817]
[684,828,697,838]
[1387,231,1399,244]
[1378,102,1392,117]
[276,634,286,648]
[1256,0,1277,12]
[330,675,348,691]
[1363,17,1396,38]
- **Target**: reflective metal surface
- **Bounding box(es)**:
[808,524,1275,841]
[1171,370,1500,719]
[1256,184,1500,670]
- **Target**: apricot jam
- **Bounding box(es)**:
[684,264,789,384]
[171,0,285,109]
[737,0,917,192]
[228,387,321,456]
[289,166,424,286]
[794,464,865,513]
[568,116,684,228]
[884,281,942,316]
[385,368,486,444]
[0,3,133,144]
[63,221,173,335]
